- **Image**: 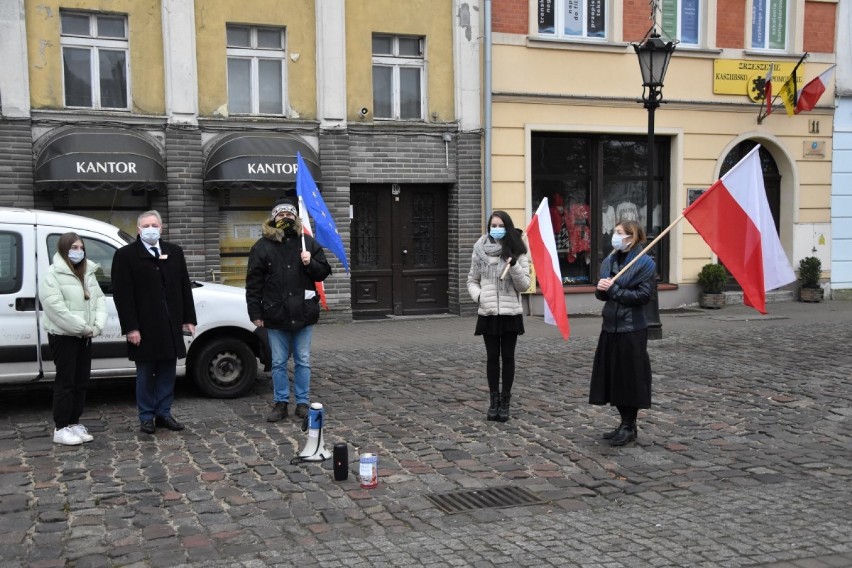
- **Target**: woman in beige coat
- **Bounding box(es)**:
[467,211,531,422]
[39,233,107,446]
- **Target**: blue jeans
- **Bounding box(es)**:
[268,326,313,405]
[135,359,177,422]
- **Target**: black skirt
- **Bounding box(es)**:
[475,314,525,336]
[589,329,652,408]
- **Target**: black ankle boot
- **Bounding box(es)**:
[486,392,500,421]
[602,422,625,440]
[497,393,511,422]
[610,422,637,446]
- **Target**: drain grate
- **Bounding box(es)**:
[426,486,545,514]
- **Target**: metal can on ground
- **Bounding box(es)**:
[359,452,378,489]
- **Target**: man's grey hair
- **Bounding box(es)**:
[137,210,163,226]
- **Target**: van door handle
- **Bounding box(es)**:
[15,297,37,311]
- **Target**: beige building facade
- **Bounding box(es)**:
[489,0,837,312]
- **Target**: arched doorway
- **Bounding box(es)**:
[721,141,781,231]
[719,140,782,290]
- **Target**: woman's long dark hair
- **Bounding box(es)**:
[56,232,89,298]
[490,211,527,260]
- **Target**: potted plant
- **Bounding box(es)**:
[798,256,824,302]
[697,263,727,309]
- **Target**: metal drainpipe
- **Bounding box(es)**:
[483,0,492,228]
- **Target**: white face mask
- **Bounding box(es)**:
[140,227,161,246]
[67,250,85,264]
[611,233,631,252]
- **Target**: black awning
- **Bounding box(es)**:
[203,132,321,190]
[34,127,166,191]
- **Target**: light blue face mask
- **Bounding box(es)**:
[490,227,507,240]
[611,233,631,251]
[140,227,161,246]
[67,250,85,264]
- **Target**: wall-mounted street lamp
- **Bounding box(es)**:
[633,30,676,340]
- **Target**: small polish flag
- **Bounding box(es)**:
[298,195,329,310]
[795,66,835,114]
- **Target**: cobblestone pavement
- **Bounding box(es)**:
[1,301,851,567]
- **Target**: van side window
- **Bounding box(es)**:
[46,234,117,295]
[0,232,22,294]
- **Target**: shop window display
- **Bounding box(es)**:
[531,133,669,287]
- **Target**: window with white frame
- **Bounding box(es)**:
[226,25,286,115]
[372,35,425,120]
[537,0,607,40]
[661,0,700,46]
[60,11,129,109]
[751,0,787,50]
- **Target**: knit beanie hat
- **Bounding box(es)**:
[271,197,297,218]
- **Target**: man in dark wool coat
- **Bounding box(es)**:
[113,210,197,435]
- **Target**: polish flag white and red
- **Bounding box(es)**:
[683,145,796,314]
[525,197,570,340]
[298,195,329,310]
[795,66,835,114]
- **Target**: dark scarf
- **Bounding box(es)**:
[600,245,656,288]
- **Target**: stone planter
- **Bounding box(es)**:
[699,292,726,309]
[799,287,824,303]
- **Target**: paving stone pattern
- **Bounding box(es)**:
[1,302,851,567]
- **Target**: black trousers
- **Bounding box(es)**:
[49,334,92,429]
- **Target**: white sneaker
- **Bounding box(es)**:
[69,424,94,443]
[53,427,83,446]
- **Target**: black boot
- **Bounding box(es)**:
[486,392,500,421]
[497,393,511,422]
[602,422,625,440]
[610,422,637,446]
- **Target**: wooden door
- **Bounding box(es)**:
[351,184,448,318]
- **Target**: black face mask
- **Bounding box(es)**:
[275,218,297,235]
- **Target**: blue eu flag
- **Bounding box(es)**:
[296,152,350,273]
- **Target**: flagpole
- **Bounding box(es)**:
[298,195,307,252]
[610,213,685,283]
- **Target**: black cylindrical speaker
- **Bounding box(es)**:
[333,443,348,481]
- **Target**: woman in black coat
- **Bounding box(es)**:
[589,220,656,447]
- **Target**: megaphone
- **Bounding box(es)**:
[298,402,332,461]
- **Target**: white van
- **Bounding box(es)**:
[0,207,264,398]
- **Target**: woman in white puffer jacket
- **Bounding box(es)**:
[467,211,531,423]
[39,232,107,446]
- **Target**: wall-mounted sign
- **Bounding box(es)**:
[713,60,804,102]
[803,140,825,158]
[687,188,705,206]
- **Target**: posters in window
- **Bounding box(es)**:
[539,0,555,34]
[587,0,605,38]
[564,0,581,36]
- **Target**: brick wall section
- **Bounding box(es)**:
[164,127,209,280]
[716,0,745,48]
[623,0,652,43]
[493,0,528,34]
[318,129,353,324]
[0,120,35,208]
[803,1,836,54]
[454,131,482,316]
[348,126,457,183]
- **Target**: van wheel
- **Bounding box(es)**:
[191,337,257,398]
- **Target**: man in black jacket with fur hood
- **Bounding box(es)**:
[245,197,331,422]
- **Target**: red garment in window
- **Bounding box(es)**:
[565,203,591,263]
